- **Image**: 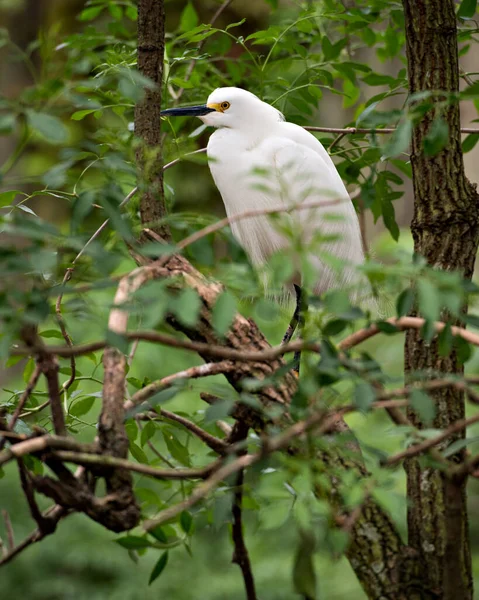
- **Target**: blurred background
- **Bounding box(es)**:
[1,0,479,598]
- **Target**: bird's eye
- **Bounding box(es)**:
[220,101,230,111]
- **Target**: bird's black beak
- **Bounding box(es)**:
[160,105,216,117]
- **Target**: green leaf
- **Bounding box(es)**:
[115,536,152,550]
[148,525,168,543]
[323,319,347,336]
[164,430,191,466]
[23,358,35,383]
[140,420,156,447]
[16,204,38,217]
[129,442,148,464]
[78,5,104,21]
[149,552,168,585]
[70,396,95,417]
[423,119,449,156]
[105,330,129,354]
[108,3,123,19]
[0,190,23,207]
[226,19,246,31]
[354,382,376,413]
[362,73,397,86]
[417,279,440,321]
[443,435,479,458]
[27,110,68,144]
[462,81,479,97]
[180,2,198,32]
[382,120,412,158]
[180,511,193,534]
[454,335,472,364]
[125,5,138,20]
[382,199,399,241]
[0,113,15,134]
[410,389,436,426]
[71,109,97,121]
[458,0,477,18]
[292,530,317,600]
[462,133,479,153]
[396,288,414,317]
[172,288,201,328]
[212,291,237,337]
[438,323,453,356]
[39,329,64,339]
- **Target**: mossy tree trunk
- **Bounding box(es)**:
[135,0,170,240]
[402,1,479,598]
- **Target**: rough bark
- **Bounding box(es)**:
[402,1,479,598]
[135,0,170,239]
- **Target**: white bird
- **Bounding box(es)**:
[161,87,365,369]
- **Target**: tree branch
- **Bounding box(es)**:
[125,360,236,410]
[384,412,479,467]
[230,422,258,600]
[13,316,479,362]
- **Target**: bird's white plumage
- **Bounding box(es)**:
[200,87,364,298]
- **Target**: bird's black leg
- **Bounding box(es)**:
[282,285,302,345]
[281,285,307,376]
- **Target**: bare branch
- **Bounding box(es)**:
[383,412,479,467]
[230,422,257,600]
[55,271,76,392]
[17,459,52,532]
[135,417,175,467]
[125,360,236,409]
[13,316,479,364]
[146,408,228,455]
[304,125,479,135]
[0,505,67,567]
[2,511,14,551]
[0,435,97,468]
[0,364,41,451]
[51,450,214,481]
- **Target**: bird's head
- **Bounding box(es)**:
[160,87,284,129]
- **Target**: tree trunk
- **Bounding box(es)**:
[135,0,170,240]
[402,1,479,598]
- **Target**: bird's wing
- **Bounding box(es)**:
[254,130,364,294]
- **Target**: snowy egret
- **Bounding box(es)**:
[161,87,364,370]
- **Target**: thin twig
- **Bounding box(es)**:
[51,450,216,480]
[216,420,233,436]
[153,408,228,454]
[0,505,66,568]
[230,422,257,600]
[41,355,66,437]
[328,131,347,151]
[12,316,479,361]
[0,365,41,451]
[125,360,236,409]
[17,459,50,530]
[0,435,97,468]
[383,412,479,467]
[304,126,479,135]
[20,328,67,437]
[55,271,76,392]
[72,186,138,266]
[1,511,14,551]
[135,417,175,468]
